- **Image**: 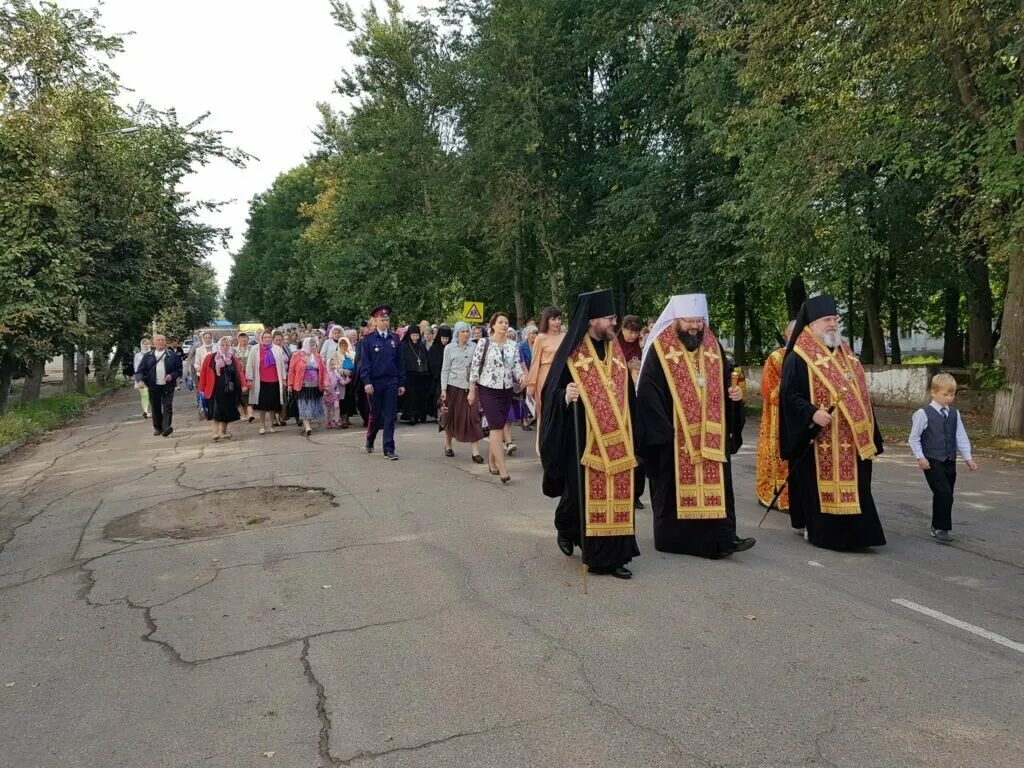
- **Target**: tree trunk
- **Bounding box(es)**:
[63,348,76,394]
[785,274,806,319]
[92,346,112,386]
[992,233,1024,436]
[888,303,902,365]
[862,267,886,364]
[21,359,45,403]
[965,249,994,364]
[861,315,874,363]
[0,354,14,416]
[748,302,763,363]
[732,281,747,365]
[942,284,965,366]
[846,275,857,350]
[512,214,526,327]
[75,302,88,394]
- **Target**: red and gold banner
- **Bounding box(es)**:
[793,331,877,515]
[653,325,727,519]
[756,347,789,510]
[567,337,637,537]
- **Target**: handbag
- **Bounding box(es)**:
[437,397,450,430]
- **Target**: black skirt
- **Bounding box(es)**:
[255,380,281,412]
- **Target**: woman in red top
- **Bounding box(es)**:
[198,335,248,441]
[288,337,329,436]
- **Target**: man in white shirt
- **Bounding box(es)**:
[134,334,183,437]
[908,373,978,543]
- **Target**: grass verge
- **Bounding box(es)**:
[0,382,124,448]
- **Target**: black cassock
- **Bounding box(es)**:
[540,341,640,570]
[635,346,744,558]
[779,352,886,550]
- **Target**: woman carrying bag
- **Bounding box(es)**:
[469,312,524,483]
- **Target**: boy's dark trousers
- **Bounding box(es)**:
[923,458,956,531]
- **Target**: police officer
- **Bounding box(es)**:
[358,305,406,459]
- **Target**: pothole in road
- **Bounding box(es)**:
[104,486,334,541]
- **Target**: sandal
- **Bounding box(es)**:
[500,475,511,484]
[444,448,455,457]
[269,428,277,434]
[259,428,266,435]
[213,434,221,442]
[489,465,500,476]
[223,432,233,440]
[471,454,484,464]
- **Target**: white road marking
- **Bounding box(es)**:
[891,599,1024,655]
[807,560,824,567]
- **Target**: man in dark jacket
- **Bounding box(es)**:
[134,334,183,437]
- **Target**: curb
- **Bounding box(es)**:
[0,384,127,461]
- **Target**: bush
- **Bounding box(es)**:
[970,362,1006,391]
[0,383,120,447]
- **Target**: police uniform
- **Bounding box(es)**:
[358,306,406,458]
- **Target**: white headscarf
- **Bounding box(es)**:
[639,294,709,383]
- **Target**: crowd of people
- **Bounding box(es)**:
[131,290,976,581]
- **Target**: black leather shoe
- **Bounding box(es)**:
[161,427,173,437]
[557,534,574,556]
[153,429,162,437]
[588,566,632,579]
[384,452,399,460]
[364,442,375,454]
[732,537,756,553]
[634,499,645,510]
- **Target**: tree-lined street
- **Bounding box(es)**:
[1,392,1021,767]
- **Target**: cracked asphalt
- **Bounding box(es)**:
[0,390,1021,768]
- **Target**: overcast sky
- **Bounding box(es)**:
[62,1,397,288]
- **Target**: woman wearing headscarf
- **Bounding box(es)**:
[469,312,524,482]
[187,331,216,419]
[320,324,343,362]
[524,307,564,451]
[199,335,248,441]
[341,330,362,427]
[506,328,530,433]
[288,336,329,436]
[134,338,152,419]
[400,325,431,425]
[440,322,484,462]
[519,325,539,429]
[246,330,288,435]
[274,330,297,427]
[427,325,451,422]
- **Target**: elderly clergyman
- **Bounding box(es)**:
[779,295,885,550]
[636,294,755,559]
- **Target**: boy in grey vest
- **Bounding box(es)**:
[908,373,978,543]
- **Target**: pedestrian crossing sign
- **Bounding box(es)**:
[462,302,485,323]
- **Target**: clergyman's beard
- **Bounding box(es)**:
[818,330,840,348]
[678,328,704,351]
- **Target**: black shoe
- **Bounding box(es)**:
[161,427,173,437]
[557,534,574,556]
[634,499,645,510]
[471,454,485,464]
[444,448,455,457]
[364,442,375,454]
[591,566,632,579]
[384,452,399,460]
[153,429,162,437]
[732,537,756,553]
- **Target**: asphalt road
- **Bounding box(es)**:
[1,390,1021,768]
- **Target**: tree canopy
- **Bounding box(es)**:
[0,0,247,411]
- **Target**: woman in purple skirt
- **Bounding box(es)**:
[469,312,524,483]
